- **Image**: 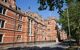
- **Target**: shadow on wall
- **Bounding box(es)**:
[7,46,65,50]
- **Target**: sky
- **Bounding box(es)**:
[16,0,60,19]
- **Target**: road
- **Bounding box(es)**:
[27,42,69,48]
[7,42,69,50]
[4,41,80,50]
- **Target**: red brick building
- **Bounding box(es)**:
[0,0,29,47]
[59,30,67,41]
[44,17,58,42]
[0,0,65,48]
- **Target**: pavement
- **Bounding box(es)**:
[27,42,58,47]
[1,41,80,50]
[27,42,69,48]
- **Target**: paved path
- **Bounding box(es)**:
[7,42,67,50]
[1,42,80,50]
[27,42,69,49]
[27,42,58,47]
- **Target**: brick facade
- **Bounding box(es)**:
[0,0,67,48]
[44,17,58,42]
[59,30,67,41]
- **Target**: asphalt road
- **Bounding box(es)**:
[7,42,68,50]
[3,42,80,50]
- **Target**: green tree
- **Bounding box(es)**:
[59,1,80,45]
[38,0,64,16]
[38,0,79,16]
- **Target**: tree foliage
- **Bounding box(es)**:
[38,0,80,16]
[59,0,80,45]
[38,0,64,16]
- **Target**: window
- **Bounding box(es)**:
[16,14,22,21]
[2,0,7,2]
[28,19,33,36]
[16,35,21,40]
[17,24,22,31]
[3,8,6,14]
[48,21,50,24]
[0,34,3,42]
[19,15,22,21]
[0,5,6,15]
[48,29,50,31]
[0,19,5,28]
[9,5,12,8]
[0,6,3,13]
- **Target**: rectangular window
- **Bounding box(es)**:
[48,29,50,31]
[0,19,5,28]
[0,5,6,15]
[19,15,22,21]
[28,19,32,36]
[0,6,3,13]
[17,24,22,31]
[48,21,50,24]
[2,0,7,2]
[3,8,6,14]
[16,35,21,40]
[16,14,22,21]
[0,34,3,42]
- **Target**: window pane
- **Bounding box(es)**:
[19,15,22,21]
[3,9,6,14]
[0,6,3,13]
[0,19,5,28]
[5,0,7,2]
[17,35,21,40]
[17,24,22,31]
[0,34,3,42]
[1,20,4,28]
[0,20,2,28]
[2,0,7,2]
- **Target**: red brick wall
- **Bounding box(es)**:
[0,0,58,45]
[44,18,57,42]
